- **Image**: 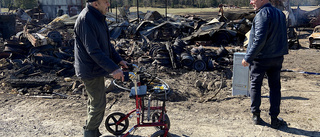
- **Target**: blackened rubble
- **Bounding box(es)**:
[0,6,255,100]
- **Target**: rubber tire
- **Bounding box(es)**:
[193,60,206,71]
[151,130,173,137]
[105,112,129,135]
[152,113,170,130]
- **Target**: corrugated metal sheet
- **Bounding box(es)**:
[39,0,83,19]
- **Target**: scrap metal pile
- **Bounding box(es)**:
[0,8,255,98]
[108,10,254,70]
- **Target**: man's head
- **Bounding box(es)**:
[88,0,110,15]
[250,0,269,10]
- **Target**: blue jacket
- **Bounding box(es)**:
[74,4,123,80]
[245,3,288,64]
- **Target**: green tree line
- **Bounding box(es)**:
[1,0,37,9]
[1,0,319,10]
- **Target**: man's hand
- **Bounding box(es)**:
[242,59,249,67]
[119,60,128,69]
[111,69,124,81]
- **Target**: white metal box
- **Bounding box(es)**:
[232,52,250,96]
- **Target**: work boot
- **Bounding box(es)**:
[252,113,262,125]
[271,116,285,129]
[83,126,102,137]
[96,129,102,136]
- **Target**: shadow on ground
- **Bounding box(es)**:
[257,118,320,137]
[261,95,309,100]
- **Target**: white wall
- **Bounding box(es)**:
[38,0,83,19]
[38,0,82,5]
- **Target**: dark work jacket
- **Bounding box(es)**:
[245,3,288,64]
[74,4,122,80]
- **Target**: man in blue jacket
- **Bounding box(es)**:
[74,0,127,136]
[242,0,288,129]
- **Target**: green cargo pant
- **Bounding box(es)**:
[82,76,106,131]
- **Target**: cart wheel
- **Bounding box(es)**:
[152,113,170,130]
[105,112,129,135]
[151,130,173,137]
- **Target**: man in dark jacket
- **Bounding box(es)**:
[74,0,127,136]
[242,0,288,129]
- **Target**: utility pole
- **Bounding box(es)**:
[0,0,2,13]
[137,0,139,22]
[110,0,112,12]
[165,0,167,21]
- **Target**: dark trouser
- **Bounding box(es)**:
[82,76,106,131]
[249,56,284,117]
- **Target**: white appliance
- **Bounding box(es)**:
[232,52,250,96]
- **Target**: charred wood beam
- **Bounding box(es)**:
[13,64,32,76]
[31,53,73,68]
[23,24,49,47]
[25,32,48,47]
[0,52,11,59]
[166,42,178,69]
[28,72,42,77]
[6,77,56,88]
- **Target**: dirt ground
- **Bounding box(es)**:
[1,10,320,137]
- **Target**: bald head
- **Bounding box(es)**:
[250,0,270,10]
[88,0,110,15]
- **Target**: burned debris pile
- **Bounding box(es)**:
[0,10,76,98]
[108,10,253,70]
[0,8,254,100]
